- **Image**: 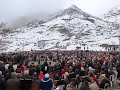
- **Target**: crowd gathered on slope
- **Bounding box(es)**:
[0,50,120,90]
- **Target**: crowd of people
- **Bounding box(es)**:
[0,50,120,90]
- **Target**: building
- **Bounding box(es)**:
[38,40,46,49]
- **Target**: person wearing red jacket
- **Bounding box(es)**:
[38,71,44,80]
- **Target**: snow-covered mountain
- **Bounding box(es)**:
[1,5,120,52]
[103,5,120,23]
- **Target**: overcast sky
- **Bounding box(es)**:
[0,0,120,22]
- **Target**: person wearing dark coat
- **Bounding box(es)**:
[31,72,40,90]
[39,73,53,90]
[0,63,5,75]
[116,61,120,78]
[20,70,32,90]
[7,72,20,90]
[0,71,6,90]
[41,62,49,75]
[99,75,110,89]
[79,81,90,90]
[4,70,11,81]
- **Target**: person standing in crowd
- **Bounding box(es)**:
[31,72,40,90]
[7,72,20,90]
[41,62,49,75]
[20,70,32,90]
[0,50,120,90]
[66,80,76,90]
[0,62,5,76]
[38,71,44,80]
[79,80,90,90]
[74,74,81,89]
[0,71,6,90]
[116,61,120,78]
[39,73,53,90]
[20,63,25,75]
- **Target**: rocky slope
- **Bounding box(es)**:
[103,5,120,23]
[1,5,120,52]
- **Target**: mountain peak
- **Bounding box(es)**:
[68,5,79,9]
[62,4,85,15]
[47,4,92,21]
[66,5,81,11]
[105,5,120,17]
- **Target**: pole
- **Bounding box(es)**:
[119,36,120,45]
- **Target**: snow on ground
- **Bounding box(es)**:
[0,35,2,39]
[1,5,120,52]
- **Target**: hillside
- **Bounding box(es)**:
[1,5,120,52]
[103,5,120,23]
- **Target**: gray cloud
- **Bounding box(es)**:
[0,0,68,21]
[72,0,120,16]
[0,0,120,21]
